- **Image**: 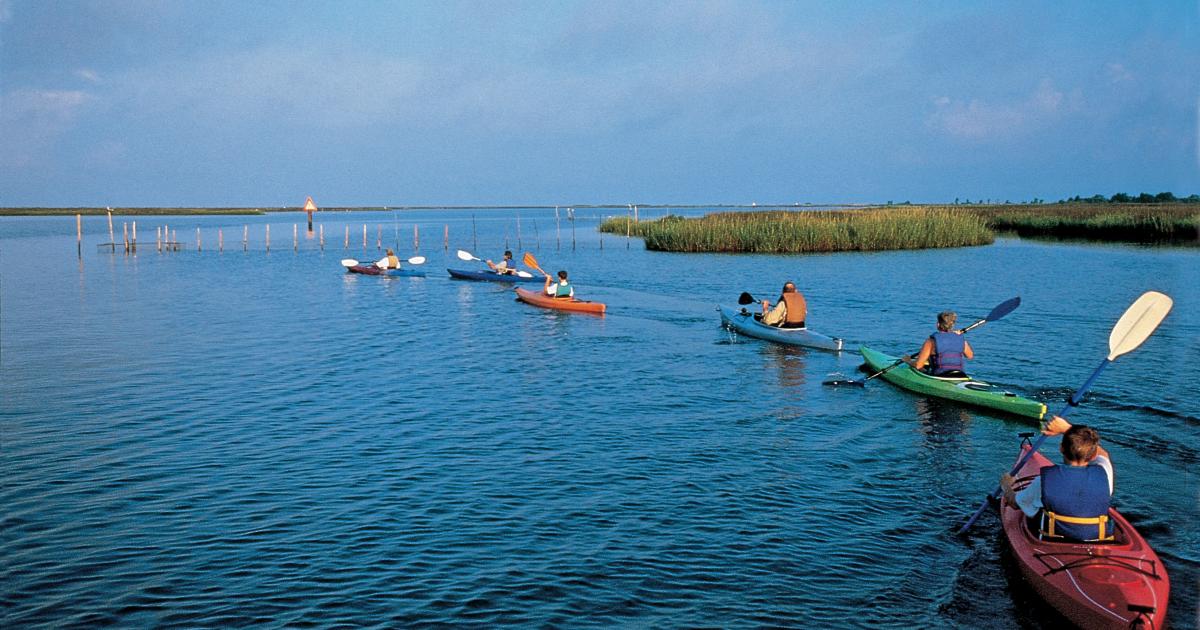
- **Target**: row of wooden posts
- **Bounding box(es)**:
[80,205,641,257]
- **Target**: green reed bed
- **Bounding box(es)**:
[598,207,994,253]
[963,203,1200,242]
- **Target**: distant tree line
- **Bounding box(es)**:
[1060,192,1199,204]
[949,192,1198,205]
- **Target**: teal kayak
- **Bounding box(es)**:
[718,305,844,352]
[859,345,1047,421]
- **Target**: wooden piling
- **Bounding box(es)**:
[344,225,349,249]
[123,222,129,253]
[413,224,419,253]
[517,215,522,250]
[627,205,632,249]
[132,221,137,251]
[219,228,224,252]
[196,227,202,252]
[533,219,540,251]
[266,224,271,252]
[555,206,561,251]
[444,224,448,251]
[243,225,248,252]
[76,214,82,257]
[107,208,114,245]
[362,224,367,249]
[157,226,162,252]
[320,224,325,250]
[471,215,478,251]
[570,207,576,250]
[294,224,298,251]
[377,224,382,250]
[504,226,510,250]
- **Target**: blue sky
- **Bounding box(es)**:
[1,0,1196,206]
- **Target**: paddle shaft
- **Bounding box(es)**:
[957,357,1111,533]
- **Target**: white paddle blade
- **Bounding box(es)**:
[516,270,533,278]
[1108,291,1173,360]
[408,256,427,265]
[341,259,359,267]
[375,259,389,269]
[456,249,477,261]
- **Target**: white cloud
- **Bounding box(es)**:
[76,68,103,84]
[0,89,95,168]
[927,79,1070,141]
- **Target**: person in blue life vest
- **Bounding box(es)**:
[1000,417,1115,541]
[376,248,401,269]
[760,282,807,328]
[486,250,517,275]
[904,310,974,376]
[543,270,574,298]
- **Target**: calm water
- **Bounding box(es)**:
[2,209,1197,628]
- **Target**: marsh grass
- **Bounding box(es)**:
[599,207,994,253]
[964,203,1200,242]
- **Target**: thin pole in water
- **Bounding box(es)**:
[106,208,114,245]
[472,215,478,251]
[377,224,382,250]
[532,218,539,251]
[243,225,248,252]
[123,222,129,253]
[157,226,162,252]
[413,224,419,253]
[195,226,200,252]
[294,224,299,251]
[517,214,522,251]
[555,206,561,251]
[444,224,448,251]
[570,207,576,251]
[265,224,270,252]
[362,224,367,249]
[219,228,223,252]
[320,224,325,250]
[344,225,349,249]
[76,214,82,258]
[132,221,137,251]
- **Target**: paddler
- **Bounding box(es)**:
[905,310,973,376]
[486,250,517,275]
[543,270,574,298]
[377,248,401,269]
[760,282,807,328]
[1000,417,1115,541]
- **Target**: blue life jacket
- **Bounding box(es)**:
[1040,463,1111,540]
[554,281,572,297]
[929,331,965,375]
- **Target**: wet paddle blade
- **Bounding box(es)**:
[516,270,534,278]
[822,375,865,387]
[985,296,1021,322]
[737,292,756,306]
[408,256,426,265]
[456,249,477,261]
[340,259,359,268]
[1107,291,1172,360]
[523,252,539,269]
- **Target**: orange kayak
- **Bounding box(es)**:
[514,287,606,314]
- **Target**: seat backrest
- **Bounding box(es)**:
[1040,510,1115,542]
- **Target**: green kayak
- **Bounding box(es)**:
[859,346,1047,421]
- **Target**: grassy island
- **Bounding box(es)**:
[600,202,1199,252]
[598,207,994,253]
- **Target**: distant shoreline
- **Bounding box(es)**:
[0,203,871,216]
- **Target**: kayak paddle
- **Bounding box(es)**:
[956,290,1173,534]
[523,252,549,278]
[341,256,426,269]
[823,296,1021,387]
[738,292,759,306]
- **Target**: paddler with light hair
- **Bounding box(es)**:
[905,310,974,376]
[377,248,401,270]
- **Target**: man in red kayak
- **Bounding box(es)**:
[760,282,806,328]
[543,270,574,298]
[1000,416,1115,541]
[905,310,974,376]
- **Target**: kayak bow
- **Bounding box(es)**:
[717,304,844,351]
[859,345,1046,421]
[514,287,605,314]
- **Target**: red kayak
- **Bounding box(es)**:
[514,287,605,314]
[1001,442,1169,629]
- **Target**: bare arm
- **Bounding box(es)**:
[909,338,935,369]
[962,339,974,360]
